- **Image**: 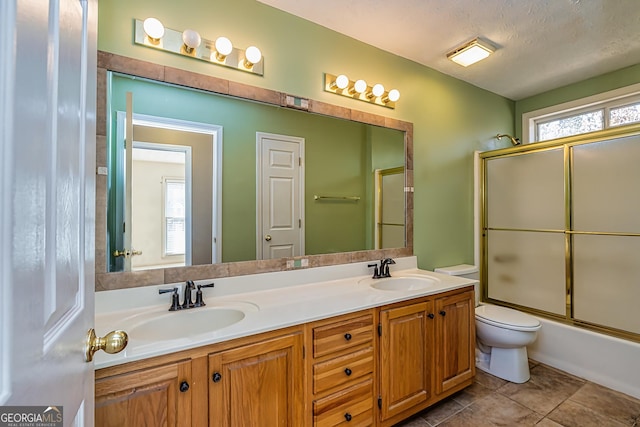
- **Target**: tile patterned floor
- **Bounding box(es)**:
[396,361,640,427]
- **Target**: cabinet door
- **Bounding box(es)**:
[435,290,475,395]
[95,361,192,427]
[209,332,304,427]
[379,300,433,421]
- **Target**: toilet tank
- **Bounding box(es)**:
[434,264,479,306]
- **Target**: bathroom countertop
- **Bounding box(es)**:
[94,257,477,369]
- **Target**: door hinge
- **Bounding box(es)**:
[378,396,382,409]
[377,323,382,337]
[299,219,302,228]
[299,157,302,166]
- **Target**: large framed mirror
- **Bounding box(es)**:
[96,52,413,291]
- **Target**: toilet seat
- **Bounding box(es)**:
[475,305,541,332]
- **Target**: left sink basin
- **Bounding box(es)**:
[129,307,245,342]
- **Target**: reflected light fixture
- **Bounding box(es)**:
[447,37,495,67]
[213,36,233,61]
[324,73,400,109]
[143,17,165,44]
[244,46,262,68]
[182,29,201,54]
[133,19,264,75]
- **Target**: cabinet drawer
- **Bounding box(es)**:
[313,346,374,395]
[313,378,373,427]
[313,314,374,358]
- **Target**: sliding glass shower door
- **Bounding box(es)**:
[481,126,640,341]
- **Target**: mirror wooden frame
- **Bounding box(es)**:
[95,51,414,291]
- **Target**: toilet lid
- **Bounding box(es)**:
[475,305,541,331]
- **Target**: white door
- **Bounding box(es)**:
[0,0,96,423]
[256,133,305,259]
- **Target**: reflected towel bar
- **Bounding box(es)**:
[314,195,361,201]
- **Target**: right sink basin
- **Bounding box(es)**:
[364,275,438,291]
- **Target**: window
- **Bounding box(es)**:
[164,178,185,256]
[523,83,640,143]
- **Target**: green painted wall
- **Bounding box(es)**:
[99,0,515,270]
[515,64,640,137]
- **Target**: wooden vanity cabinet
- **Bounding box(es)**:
[378,286,475,426]
[434,289,475,396]
[378,299,434,423]
[95,287,475,427]
[95,359,193,427]
[94,326,304,427]
[306,310,376,427]
[208,332,305,427]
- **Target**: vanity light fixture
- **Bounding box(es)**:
[447,37,495,67]
[142,17,165,45]
[368,83,385,99]
[133,18,264,75]
[324,73,400,109]
[353,79,368,95]
[213,36,233,61]
[384,89,401,103]
[181,29,201,54]
[330,74,350,90]
[243,46,262,69]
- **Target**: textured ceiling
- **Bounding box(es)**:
[257,0,640,100]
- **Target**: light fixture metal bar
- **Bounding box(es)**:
[134,19,263,76]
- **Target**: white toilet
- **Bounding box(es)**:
[434,264,541,383]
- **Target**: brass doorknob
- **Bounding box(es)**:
[264,234,272,241]
[84,328,128,362]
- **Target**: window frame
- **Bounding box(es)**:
[522,82,640,144]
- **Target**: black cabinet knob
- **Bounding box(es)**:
[427,313,435,319]
[344,368,352,376]
[439,310,446,316]
[179,381,189,392]
[212,372,222,383]
[344,413,352,422]
[344,333,352,341]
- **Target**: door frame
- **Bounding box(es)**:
[255,132,305,260]
[133,141,193,267]
[113,112,223,266]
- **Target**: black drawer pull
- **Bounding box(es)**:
[344,368,352,376]
[439,310,446,316]
[179,381,189,392]
[344,413,352,422]
[428,313,435,319]
[212,372,222,383]
[344,333,352,341]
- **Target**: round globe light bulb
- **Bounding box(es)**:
[215,37,233,57]
[372,83,385,97]
[143,17,165,41]
[335,74,349,90]
[245,46,262,65]
[354,79,367,94]
[182,29,201,50]
[387,89,400,102]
